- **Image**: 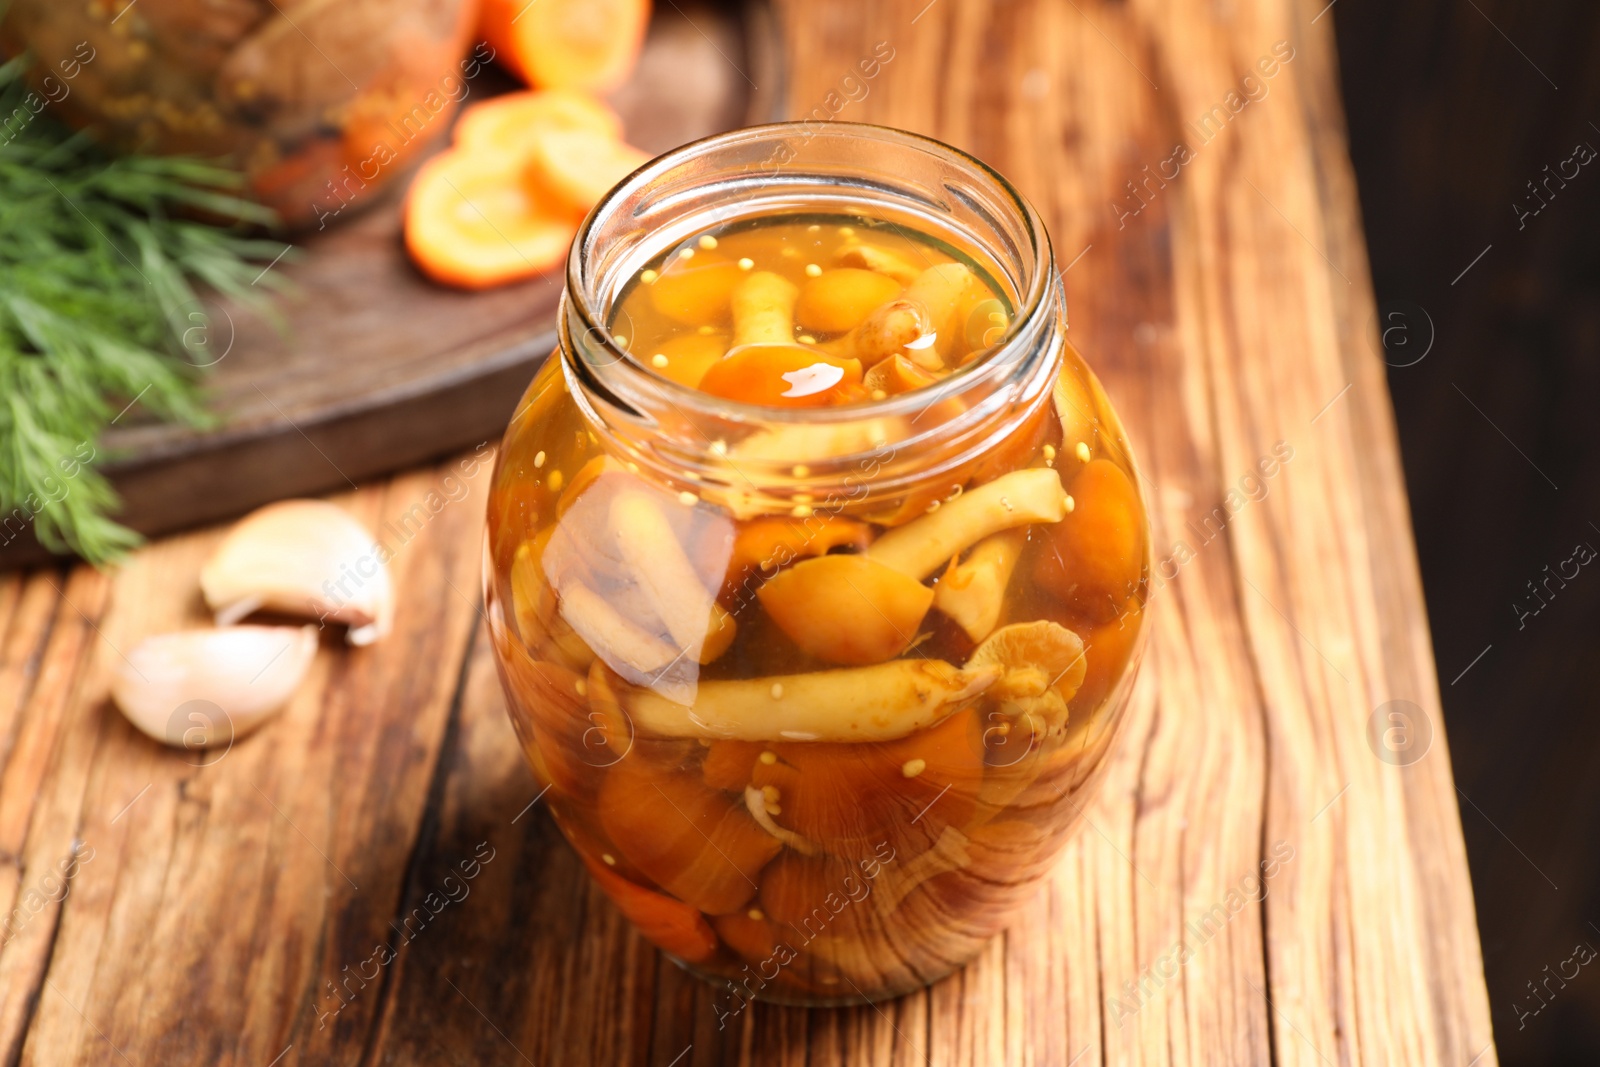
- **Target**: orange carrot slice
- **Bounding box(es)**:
[480,0,651,92]
[582,852,719,963]
[454,88,623,151]
[405,149,574,289]
[527,128,651,217]
[697,345,863,407]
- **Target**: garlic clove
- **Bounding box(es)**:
[111,626,317,749]
[200,500,394,645]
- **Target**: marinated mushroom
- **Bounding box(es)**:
[606,657,1001,743]
[966,620,1087,729]
[867,467,1068,580]
[756,554,933,666]
[932,528,1028,642]
[731,270,800,347]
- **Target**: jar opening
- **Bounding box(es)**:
[557,122,1063,508]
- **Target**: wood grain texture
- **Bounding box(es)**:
[0,0,1496,1064]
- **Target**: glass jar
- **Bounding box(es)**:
[483,122,1149,1007]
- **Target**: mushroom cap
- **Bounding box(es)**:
[967,620,1087,725]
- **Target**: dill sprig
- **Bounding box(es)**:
[0,53,291,563]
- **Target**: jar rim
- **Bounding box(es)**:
[562,120,1056,427]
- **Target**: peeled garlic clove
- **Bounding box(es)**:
[200,500,393,645]
[111,626,317,748]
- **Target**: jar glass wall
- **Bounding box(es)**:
[484,123,1149,1007]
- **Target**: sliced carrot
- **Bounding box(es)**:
[697,345,863,407]
[480,0,651,92]
[582,852,719,963]
[526,127,651,217]
[599,756,782,914]
[454,88,624,151]
[405,149,574,289]
[1034,459,1146,620]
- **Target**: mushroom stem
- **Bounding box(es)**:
[744,786,819,854]
[867,467,1067,580]
[932,528,1028,641]
[731,270,800,347]
[611,658,1000,742]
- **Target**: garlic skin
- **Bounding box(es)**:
[200,500,394,645]
[111,626,317,748]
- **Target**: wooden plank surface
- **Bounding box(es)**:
[0,0,1498,1064]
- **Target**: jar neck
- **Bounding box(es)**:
[557,122,1062,512]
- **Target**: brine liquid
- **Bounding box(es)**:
[606,213,1012,405]
[486,210,1149,1005]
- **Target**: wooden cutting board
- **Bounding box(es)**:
[0,0,781,570]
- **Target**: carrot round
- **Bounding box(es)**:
[405,149,575,289]
[480,0,651,92]
[527,128,651,217]
[453,89,623,152]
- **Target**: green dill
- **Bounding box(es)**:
[0,53,291,563]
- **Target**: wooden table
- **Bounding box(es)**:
[0,0,1499,1063]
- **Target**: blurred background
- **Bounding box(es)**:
[1335,0,1600,1060]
